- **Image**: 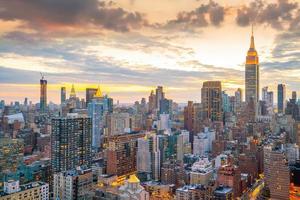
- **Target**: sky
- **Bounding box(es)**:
[0,0,300,104]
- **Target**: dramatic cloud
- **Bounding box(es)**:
[163,0,225,29]
[0,0,146,32]
[236,0,298,30]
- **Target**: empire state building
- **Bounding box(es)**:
[245,28,259,103]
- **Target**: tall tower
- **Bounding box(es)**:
[61,87,66,104]
[40,74,47,113]
[87,86,104,150]
[86,88,98,106]
[155,86,165,110]
[201,81,222,121]
[70,84,76,99]
[277,84,286,113]
[245,26,259,103]
[51,115,92,173]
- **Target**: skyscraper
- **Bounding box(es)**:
[264,146,290,199]
[106,133,145,176]
[40,76,47,112]
[201,81,222,121]
[51,115,92,173]
[159,98,172,116]
[292,91,297,100]
[176,130,191,161]
[148,90,156,113]
[61,87,66,104]
[106,113,130,136]
[267,91,274,107]
[245,28,259,103]
[53,168,93,200]
[262,86,268,102]
[70,84,76,99]
[278,84,286,113]
[155,86,164,110]
[235,88,242,113]
[137,137,151,174]
[86,88,98,106]
[184,101,194,133]
[87,86,104,150]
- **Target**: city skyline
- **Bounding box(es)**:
[1,1,300,199]
[0,0,300,103]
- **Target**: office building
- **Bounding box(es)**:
[60,87,66,104]
[222,91,230,113]
[217,165,241,198]
[278,84,286,113]
[69,84,76,99]
[264,146,290,199]
[40,77,47,113]
[53,167,93,200]
[177,130,191,161]
[235,88,242,110]
[176,184,215,200]
[106,133,145,176]
[190,158,213,185]
[295,121,300,147]
[267,91,274,107]
[157,113,171,131]
[148,90,156,113]
[201,81,222,121]
[155,86,165,110]
[0,180,49,200]
[137,137,151,174]
[86,88,98,106]
[148,134,161,181]
[292,91,297,100]
[159,98,172,117]
[245,29,259,103]
[51,115,92,173]
[0,138,24,188]
[87,86,105,149]
[106,113,130,136]
[184,101,194,133]
[161,160,184,187]
[193,128,216,156]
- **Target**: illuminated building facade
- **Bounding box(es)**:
[106,133,145,176]
[87,86,105,150]
[245,29,259,103]
[201,81,222,121]
[51,115,92,173]
[40,78,47,113]
[264,146,289,200]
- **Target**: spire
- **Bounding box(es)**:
[70,84,76,98]
[250,24,255,49]
[94,85,103,98]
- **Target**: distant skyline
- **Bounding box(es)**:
[0,0,300,103]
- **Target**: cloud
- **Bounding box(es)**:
[162,0,225,30]
[236,0,298,30]
[0,0,146,32]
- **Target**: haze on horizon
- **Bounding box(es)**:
[0,0,300,104]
